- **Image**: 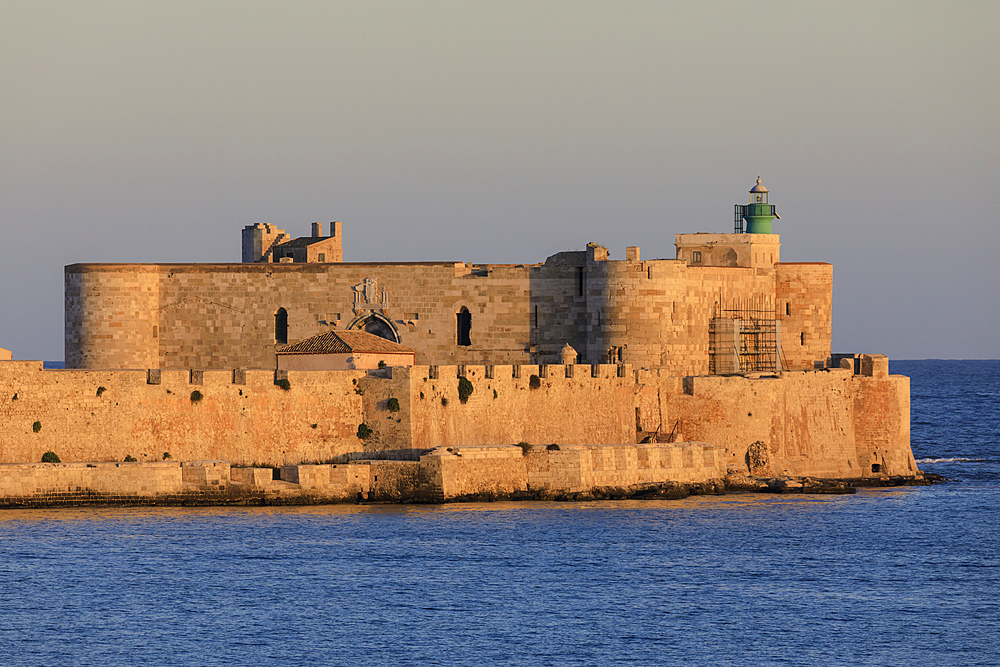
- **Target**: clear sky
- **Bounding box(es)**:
[1,1,997,360]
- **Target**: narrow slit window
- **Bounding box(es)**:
[800,332,806,346]
[275,308,288,345]
[456,307,472,346]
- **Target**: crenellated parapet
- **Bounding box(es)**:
[0,353,915,480]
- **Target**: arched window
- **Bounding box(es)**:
[347,313,401,343]
[275,308,288,345]
[362,315,397,342]
[456,307,472,346]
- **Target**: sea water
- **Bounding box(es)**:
[0,360,997,666]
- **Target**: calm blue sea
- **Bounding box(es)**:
[1,360,997,666]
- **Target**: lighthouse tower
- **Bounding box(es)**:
[735,176,781,234]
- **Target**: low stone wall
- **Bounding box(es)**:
[419,441,726,500]
[0,460,184,497]
[0,442,728,507]
[525,442,725,492]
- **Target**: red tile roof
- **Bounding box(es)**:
[276,330,415,355]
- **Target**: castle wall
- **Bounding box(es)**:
[400,364,636,450]
[66,261,539,371]
[523,442,725,492]
[0,361,366,466]
[66,235,831,376]
[0,357,914,480]
[776,262,833,370]
[0,443,727,507]
[0,461,185,498]
[646,361,916,478]
[65,265,160,369]
[586,259,777,374]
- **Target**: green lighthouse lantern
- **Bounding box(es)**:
[734,176,781,234]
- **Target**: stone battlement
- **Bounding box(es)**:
[0,354,915,482]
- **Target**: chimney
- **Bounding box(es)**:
[311,222,323,238]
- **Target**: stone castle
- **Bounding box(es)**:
[0,180,919,505]
[65,178,829,376]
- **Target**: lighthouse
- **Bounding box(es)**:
[735,176,781,234]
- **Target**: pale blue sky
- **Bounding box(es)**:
[1,1,997,360]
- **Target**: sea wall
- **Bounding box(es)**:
[0,442,726,507]
[0,356,915,480]
[642,354,915,478]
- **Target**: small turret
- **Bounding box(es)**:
[735,176,781,234]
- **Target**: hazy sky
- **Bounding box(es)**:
[1,1,997,360]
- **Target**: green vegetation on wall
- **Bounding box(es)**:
[458,377,474,404]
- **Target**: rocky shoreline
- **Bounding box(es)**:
[0,473,941,510]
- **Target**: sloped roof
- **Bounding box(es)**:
[276,330,415,356]
[274,236,337,248]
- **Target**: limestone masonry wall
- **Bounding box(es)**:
[0,361,365,466]
[776,263,833,370]
[65,241,833,375]
[0,356,915,480]
[0,442,726,506]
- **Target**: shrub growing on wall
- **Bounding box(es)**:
[96,386,106,397]
[41,451,60,463]
[357,423,373,440]
[458,377,474,404]
[275,378,291,391]
[32,421,42,433]
[163,452,172,460]
[387,397,401,412]
[529,374,541,390]
[190,390,204,403]
[123,455,137,462]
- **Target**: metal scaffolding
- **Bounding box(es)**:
[709,295,783,374]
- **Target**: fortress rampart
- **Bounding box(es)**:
[0,355,913,481]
